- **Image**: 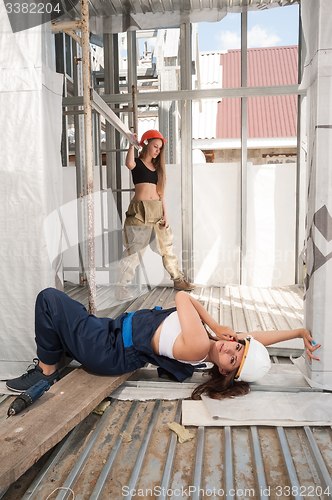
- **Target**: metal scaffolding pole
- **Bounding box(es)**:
[104,33,122,282]
[72,38,87,286]
[295,6,306,284]
[240,11,248,286]
[127,31,137,133]
[179,23,193,282]
[53,10,140,310]
[81,0,97,315]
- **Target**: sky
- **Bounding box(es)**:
[197,5,299,52]
[136,5,299,59]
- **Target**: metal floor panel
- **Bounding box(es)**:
[1,400,331,500]
[2,283,332,499]
[63,282,304,329]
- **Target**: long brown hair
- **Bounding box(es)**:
[191,338,250,400]
[139,139,166,196]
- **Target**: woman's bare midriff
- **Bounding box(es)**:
[133,183,160,201]
[150,322,163,355]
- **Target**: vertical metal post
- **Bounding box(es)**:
[295,6,306,284]
[127,31,137,132]
[132,84,138,134]
[73,38,87,285]
[126,30,141,288]
[81,0,97,314]
[55,33,69,167]
[104,33,122,281]
[180,23,193,282]
[158,32,177,165]
[240,11,248,285]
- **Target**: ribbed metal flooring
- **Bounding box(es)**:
[1,283,332,500]
[63,282,304,333]
[1,400,332,500]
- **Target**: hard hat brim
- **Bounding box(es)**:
[234,338,250,379]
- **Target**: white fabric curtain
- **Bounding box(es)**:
[0,4,63,378]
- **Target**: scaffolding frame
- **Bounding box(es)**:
[56,5,306,310]
[52,2,139,314]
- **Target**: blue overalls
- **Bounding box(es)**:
[35,288,195,382]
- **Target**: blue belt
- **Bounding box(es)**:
[122,307,162,348]
[122,312,135,347]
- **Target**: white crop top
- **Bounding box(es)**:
[159,311,207,365]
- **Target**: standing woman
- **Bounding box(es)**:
[115,130,195,300]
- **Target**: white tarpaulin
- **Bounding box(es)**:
[182,393,332,427]
[0,7,63,378]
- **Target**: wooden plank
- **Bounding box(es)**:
[0,367,133,491]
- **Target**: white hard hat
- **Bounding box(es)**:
[235,336,271,383]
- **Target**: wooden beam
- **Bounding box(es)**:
[51,20,82,33]
[0,368,133,491]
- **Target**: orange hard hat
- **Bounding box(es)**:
[139,130,167,147]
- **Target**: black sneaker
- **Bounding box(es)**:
[6,359,59,392]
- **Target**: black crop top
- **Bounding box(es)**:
[132,158,158,185]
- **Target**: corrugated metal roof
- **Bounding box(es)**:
[217,46,298,140]
[193,52,223,140]
[199,52,224,89]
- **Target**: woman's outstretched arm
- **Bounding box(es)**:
[237,328,320,363]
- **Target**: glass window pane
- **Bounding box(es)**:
[246,94,298,286]
[193,96,241,284]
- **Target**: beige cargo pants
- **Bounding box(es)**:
[115,200,183,286]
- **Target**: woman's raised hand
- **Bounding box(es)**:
[215,325,238,342]
[301,328,321,364]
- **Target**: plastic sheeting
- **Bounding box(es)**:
[182,396,332,427]
[292,356,332,392]
[300,0,332,388]
[200,391,332,424]
[0,7,64,378]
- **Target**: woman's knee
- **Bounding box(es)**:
[36,287,60,302]
[35,288,65,315]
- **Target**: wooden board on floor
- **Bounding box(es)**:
[0,367,133,491]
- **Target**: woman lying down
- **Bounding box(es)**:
[6,289,320,399]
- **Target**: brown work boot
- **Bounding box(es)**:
[115,286,133,300]
[173,279,196,291]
